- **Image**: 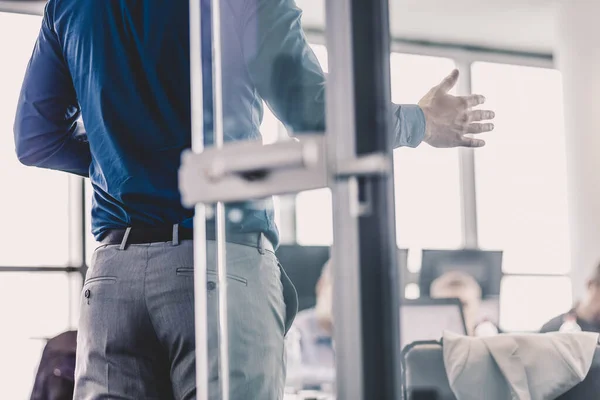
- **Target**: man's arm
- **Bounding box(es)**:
[240,0,496,149]
[14,6,91,177]
[240,0,426,148]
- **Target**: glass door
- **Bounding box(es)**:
[183,0,401,399]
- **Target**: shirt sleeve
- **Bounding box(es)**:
[240,0,426,147]
[13,4,91,177]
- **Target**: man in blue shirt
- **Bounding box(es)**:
[14,0,495,398]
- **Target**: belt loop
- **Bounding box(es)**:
[257,233,265,255]
[172,224,180,246]
[119,227,132,251]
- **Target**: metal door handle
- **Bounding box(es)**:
[335,153,391,179]
[204,140,320,182]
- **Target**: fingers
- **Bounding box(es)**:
[467,110,495,122]
[460,94,486,108]
[436,69,459,93]
[456,110,494,128]
[467,123,495,134]
[459,136,486,148]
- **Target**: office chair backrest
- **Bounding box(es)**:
[401,340,600,400]
[276,245,330,311]
[30,331,77,400]
[401,341,454,400]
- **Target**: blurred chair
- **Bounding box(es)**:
[30,331,77,400]
[276,245,330,311]
[422,249,503,332]
[402,337,600,400]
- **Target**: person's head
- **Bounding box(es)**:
[315,260,333,332]
[430,271,482,335]
[580,262,600,318]
[586,263,600,297]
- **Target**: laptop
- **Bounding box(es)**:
[400,298,467,350]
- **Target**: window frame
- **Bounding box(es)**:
[0,176,87,278]
[0,9,87,282]
[305,30,570,332]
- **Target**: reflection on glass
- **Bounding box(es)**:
[473,63,570,275]
[0,13,70,266]
[390,54,461,250]
[285,256,335,393]
[500,276,572,332]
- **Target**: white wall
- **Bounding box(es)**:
[555,0,600,300]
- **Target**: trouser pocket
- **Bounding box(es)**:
[278,263,298,335]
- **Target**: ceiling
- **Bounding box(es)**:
[298,0,558,53]
[0,0,558,53]
[0,1,45,15]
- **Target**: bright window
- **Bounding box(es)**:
[0,13,71,267]
[500,276,572,332]
[390,54,461,253]
[0,272,81,399]
[296,189,333,246]
[261,106,282,145]
[85,181,96,266]
[310,44,328,73]
[473,62,571,331]
[472,63,570,275]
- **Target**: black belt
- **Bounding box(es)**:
[100,227,193,245]
[99,226,275,253]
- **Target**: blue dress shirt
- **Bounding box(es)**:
[14,0,426,247]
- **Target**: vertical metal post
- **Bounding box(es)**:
[326,0,364,398]
[352,0,401,398]
[209,0,230,398]
[80,179,88,280]
[68,176,85,271]
[328,0,401,398]
[189,0,209,399]
[456,61,479,249]
[68,175,86,329]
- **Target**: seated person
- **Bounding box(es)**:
[430,271,500,336]
[540,262,600,333]
[285,260,335,392]
[31,331,77,400]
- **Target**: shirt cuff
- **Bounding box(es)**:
[396,104,426,148]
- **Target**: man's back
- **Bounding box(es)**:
[51,0,246,239]
[57,1,192,232]
[18,0,326,245]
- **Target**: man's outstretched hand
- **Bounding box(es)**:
[419,69,495,148]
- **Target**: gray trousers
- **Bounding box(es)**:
[73,235,298,400]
